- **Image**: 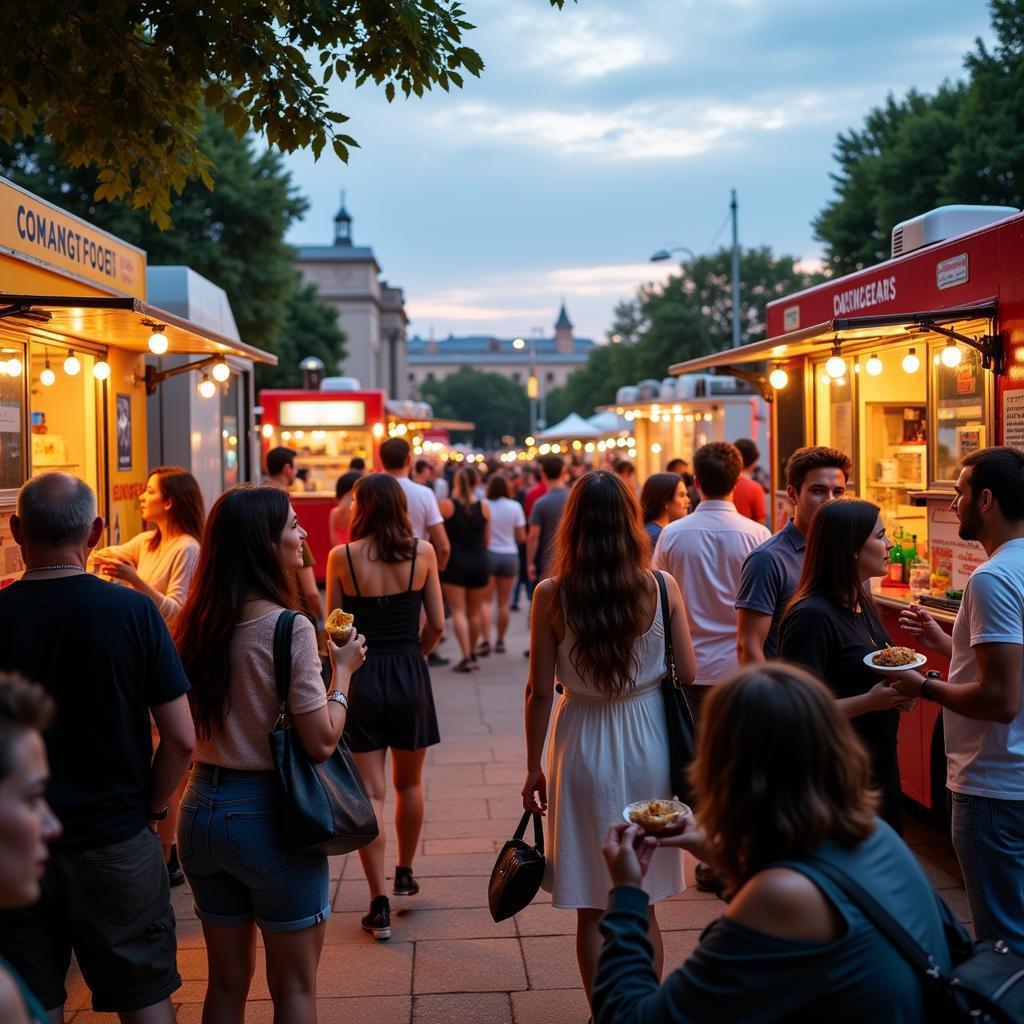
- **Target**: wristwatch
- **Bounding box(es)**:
[146,805,169,821]
[327,689,349,708]
[920,670,942,702]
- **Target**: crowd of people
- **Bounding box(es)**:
[0,432,1021,1023]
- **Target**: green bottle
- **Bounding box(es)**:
[902,533,918,584]
[888,529,906,585]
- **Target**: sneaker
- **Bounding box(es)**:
[427,652,450,667]
[694,862,725,895]
[393,866,420,896]
[361,896,391,940]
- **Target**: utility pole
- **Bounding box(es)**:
[731,188,741,348]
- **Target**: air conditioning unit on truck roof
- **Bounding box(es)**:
[891,204,1019,258]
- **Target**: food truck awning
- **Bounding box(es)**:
[667,301,997,376]
[0,294,277,364]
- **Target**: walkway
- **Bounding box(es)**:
[65,608,970,1021]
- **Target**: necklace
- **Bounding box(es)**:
[23,564,83,574]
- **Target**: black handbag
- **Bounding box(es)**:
[654,571,697,804]
[488,811,545,922]
[800,853,1024,1023]
[267,610,379,856]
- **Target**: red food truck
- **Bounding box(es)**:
[666,204,1024,821]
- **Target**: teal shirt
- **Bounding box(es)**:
[593,821,958,1024]
[0,955,48,1023]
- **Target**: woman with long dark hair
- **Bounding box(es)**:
[483,473,527,653]
[325,474,444,941]
[594,665,955,1023]
[522,470,696,1006]
[439,466,491,671]
[175,485,367,1024]
[640,471,690,549]
[779,498,916,832]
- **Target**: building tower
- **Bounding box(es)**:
[554,301,574,354]
[333,191,353,246]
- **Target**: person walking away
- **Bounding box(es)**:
[893,446,1024,953]
[613,458,639,496]
[652,442,769,891]
[326,474,444,940]
[0,473,195,1023]
[524,462,548,518]
[91,465,204,884]
[527,455,570,586]
[0,673,63,1023]
[510,467,532,612]
[594,665,956,1024]
[483,474,527,652]
[736,446,850,663]
[329,470,362,547]
[175,485,367,1022]
[779,499,917,834]
[640,472,690,550]
[523,470,695,1009]
[439,467,491,671]
[730,438,767,525]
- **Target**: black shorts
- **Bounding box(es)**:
[0,827,180,1013]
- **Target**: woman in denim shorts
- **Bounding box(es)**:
[175,486,366,1022]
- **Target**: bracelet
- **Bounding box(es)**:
[327,689,349,708]
[146,805,169,821]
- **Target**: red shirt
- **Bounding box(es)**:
[525,480,548,517]
[732,473,766,523]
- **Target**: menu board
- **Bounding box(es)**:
[927,500,986,589]
[1003,389,1024,453]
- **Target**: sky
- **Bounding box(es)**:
[282,0,994,345]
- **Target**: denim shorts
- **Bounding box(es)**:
[178,763,330,933]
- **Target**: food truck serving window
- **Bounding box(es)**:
[932,343,989,483]
[279,400,366,428]
[0,341,26,492]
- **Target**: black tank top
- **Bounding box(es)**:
[341,544,423,655]
[444,498,487,552]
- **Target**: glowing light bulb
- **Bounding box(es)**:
[197,373,216,399]
[825,352,846,379]
[148,330,168,355]
[64,352,81,376]
[769,366,788,390]
[865,353,883,376]
[651,442,662,454]
[940,342,962,368]
[40,365,56,387]
[372,422,384,439]
[902,348,920,374]
[6,357,21,376]
[92,360,111,380]
[211,359,231,383]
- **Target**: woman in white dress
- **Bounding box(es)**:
[522,469,696,1007]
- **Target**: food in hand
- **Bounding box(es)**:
[326,609,355,645]
[627,799,687,832]
[871,646,918,667]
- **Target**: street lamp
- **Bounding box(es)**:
[649,245,696,263]
[514,335,545,435]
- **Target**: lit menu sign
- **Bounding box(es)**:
[279,400,366,428]
[928,503,985,589]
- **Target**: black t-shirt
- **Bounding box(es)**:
[779,593,899,768]
[0,574,190,849]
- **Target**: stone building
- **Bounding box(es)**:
[293,195,409,397]
[405,304,594,398]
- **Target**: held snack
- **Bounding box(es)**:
[326,609,355,645]
[625,799,689,833]
[871,646,918,668]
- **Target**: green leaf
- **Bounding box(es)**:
[332,137,349,162]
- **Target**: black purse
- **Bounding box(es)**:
[655,571,697,804]
[800,853,1024,1023]
[267,610,379,856]
[488,811,545,922]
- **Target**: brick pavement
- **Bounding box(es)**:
[65,608,969,1022]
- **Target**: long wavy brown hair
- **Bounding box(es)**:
[551,470,653,698]
[349,473,416,563]
[690,664,877,897]
[175,485,299,740]
[146,466,205,552]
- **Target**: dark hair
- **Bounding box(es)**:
[176,486,299,740]
[379,437,411,470]
[266,446,295,477]
[665,458,687,474]
[146,466,205,553]
[540,454,564,481]
[349,474,416,563]
[0,673,54,781]
[414,459,431,476]
[612,458,635,476]
[962,446,1024,520]
[691,664,876,896]
[335,470,362,501]
[349,457,366,471]
[640,472,683,524]
[693,442,742,499]
[785,445,852,493]
[785,498,880,620]
[552,471,653,698]
[734,438,759,468]
[486,475,510,500]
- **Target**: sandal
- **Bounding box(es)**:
[453,658,474,673]
[476,641,491,657]
[495,641,506,653]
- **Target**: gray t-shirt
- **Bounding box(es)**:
[529,486,570,577]
[734,518,806,658]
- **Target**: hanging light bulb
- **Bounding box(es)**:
[92,359,111,380]
[197,373,217,399]
[148,328,168,355]
[865,353,883,376]
[5,357,21,377]
[40,351,56,387]
[940,340,963,368]
[902,348,920,374]
[211,358,231,383]
[825,345,846,379]
[64,350,81,376]
[768,363,788,390]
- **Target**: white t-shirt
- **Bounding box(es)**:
[433,477,449,501]
[485,497,526,554]
[945,537,1024,799]
[394,474,443,540]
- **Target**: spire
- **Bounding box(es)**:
[554,301,573,331]
[333,190,352,246]
[554,300,574,354]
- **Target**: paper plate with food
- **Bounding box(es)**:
[325,608,355,645]
[622,799,690,833]
[863,646,927,672]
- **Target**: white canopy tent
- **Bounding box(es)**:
[534,412,602,441]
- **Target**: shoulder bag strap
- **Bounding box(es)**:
[273,610,299,724]
[654,570,679,688]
